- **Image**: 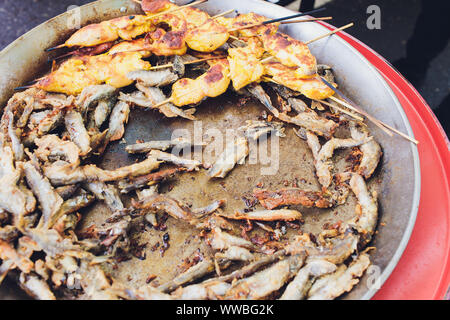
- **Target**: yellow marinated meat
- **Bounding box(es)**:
[36,59,98,96]
[216,13,279,38]
[107,14,188,57]
[228,46,264,90]
[171,78,202,107]
[200,59,231,98]
[147,28,187,56]
[171,59,230,106]
[171,6,211,29]
[111,15,155,41]
[242,37,266,59]
[37,52,151,95]
[186,19,229,52]
[92,52,151,88]
[107,38,152,57]
[142,0,210,28]
[64,15,155,48]
[264,61,334,100]
[261,32,317,78]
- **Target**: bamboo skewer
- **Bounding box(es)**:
[305,22,354,45]
[328,95,393,136]
[329,96,418,143]
[319,77,395,137]
[326,88,419,144]
[229,35,244,42]
[228,7,327,32]
[320,77,394,137]
[211,9,235,19]
[314,99,364,121]
[260,56,275,64]
[151,97,174,109]
[149,55,227,70]
[281,16,332,24]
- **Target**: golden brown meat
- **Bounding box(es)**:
[228,45,264,90]
[253,188,334,210]
[146,28,187,56]
[147,13,188,56]
[216,13,279,38]
[107,38,152,57]
[142,0,210,28]
[186,19,229,52]
[264,61,334,100]
[172,6,211,29]
[64,15,155,48]
[37,52,151,95]
[171,59,230,106]
[141,0,174,14]
[261,32,317,78]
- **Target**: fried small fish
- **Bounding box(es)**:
[23,161,63,228]
[224,254,306,300]
[43,157,161,186]
[126,137,204,154]
[308,253,371,300]
[350,123,382,179]
[149,150,202,171]
[208,136,248,178]
[107,101,130,142]
[280,259,337,300]
[65,109,91,156]
[127,69,179,87]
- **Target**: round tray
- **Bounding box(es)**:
[323,23,450,300]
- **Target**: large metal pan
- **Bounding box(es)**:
[0,0,420,300]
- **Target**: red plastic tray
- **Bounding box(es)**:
[319,24,450,299]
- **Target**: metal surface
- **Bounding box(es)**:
[339,30,449,300]
[0,0,420,300]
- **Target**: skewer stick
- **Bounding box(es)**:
[45,44,67,52]
[315,99,364,121]
[374,120,419,144]
[305,22,354,45]
[321,80,390,136]
[262,76,279,85]
[14,85,36,91]
[260,56,275,64]
[319,77,393,137]
[228,35,247,45]
[262,77,364,121]
[149,55,227,70]
[152,98,174,109]
[281,16,332,24]
[321,76,418,143]
[211,9,235,19]
[228,7,327,32]
[329,95,418,143]
[146,0,208,20]
[329,95,393,137]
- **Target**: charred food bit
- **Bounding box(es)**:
[253,188,334,210]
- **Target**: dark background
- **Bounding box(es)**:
[0,0,448,136]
